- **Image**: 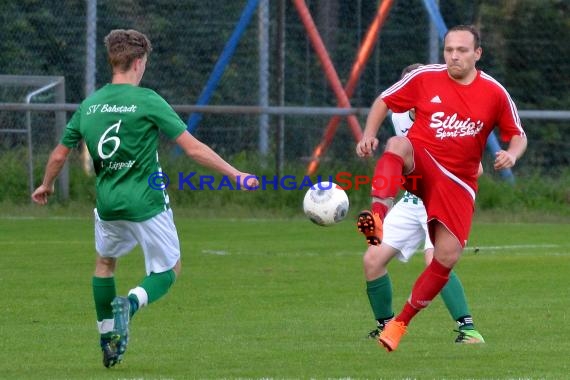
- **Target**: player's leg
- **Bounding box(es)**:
[93,209,137,367]
[424,249,472,327]
[365,200,424,338]
[93,256,117,335]
[97,209,180,365]
[357,136,414,245]
[378,146,476,351]
[363,244,398,337]
[93,256,118,367]
[400,223,461,321]
[379,223,461,351]
[127,263,179,317]
[126,209,181,318]
[423,249,485,343]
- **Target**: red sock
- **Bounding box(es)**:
[371,202,388,220]
[396,258,452,325]
[371,152,404,200]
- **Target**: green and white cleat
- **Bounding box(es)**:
[101,337,120,368]
[455,329,485,344]
[111,296,131,361]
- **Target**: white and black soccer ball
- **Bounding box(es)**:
[303,181,349,226]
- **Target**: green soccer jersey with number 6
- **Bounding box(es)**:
[61,84,186,221]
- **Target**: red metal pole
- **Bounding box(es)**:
[292,0,363,143]
[307,0,394,175]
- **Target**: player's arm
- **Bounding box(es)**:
[32,144,71,205]
[356,96,389,158]
[494,134,527,170]
[175,131,258,189]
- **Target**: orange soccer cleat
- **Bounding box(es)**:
[378,319,407,352]
[356,210,383,246]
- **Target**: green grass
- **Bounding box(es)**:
[1,215,569,379]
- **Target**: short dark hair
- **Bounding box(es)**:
[104,29,152,72]
[401,63,423,79]
[444,25,481,49]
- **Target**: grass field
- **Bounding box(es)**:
[1,215,569,379]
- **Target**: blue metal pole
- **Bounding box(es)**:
[187,0,260,134]
[485,132,515,183]
[422,0,515,183]
[422,0,447,40]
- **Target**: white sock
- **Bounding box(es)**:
[128,286,149,309]
[97,319,114,334]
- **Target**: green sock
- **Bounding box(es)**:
[127,294,140,319]
[140,269,176,304]
[100,332,114,340]
[366,273,394,324]
[440,271,473,327]
[92,276,116,322]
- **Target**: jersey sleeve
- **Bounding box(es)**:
[380,75,420,113]
[60,106,83,148]
[146,91,187,140]
[496,91,525,142]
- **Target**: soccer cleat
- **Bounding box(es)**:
[378,320,407,352]
[100,337,119,368]
[454,329,485,344]
[111,296,131,360]
[356,210,383,246]
[366,319,392,339]
[366,328,381,339]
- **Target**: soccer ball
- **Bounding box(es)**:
[303,182,349,226]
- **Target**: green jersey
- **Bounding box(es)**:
[61,84,186,221]
[401,190,423,206]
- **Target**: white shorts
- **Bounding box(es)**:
[94,208,181,275]
[382,199,434,263]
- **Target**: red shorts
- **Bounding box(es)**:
[403,145,475,247]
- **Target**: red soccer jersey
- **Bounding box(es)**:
[381,64,525,190]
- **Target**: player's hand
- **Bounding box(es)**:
[31,184,54,205]
[356,136,379,158]
[237,172,259,190]
[494,150,516,170]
